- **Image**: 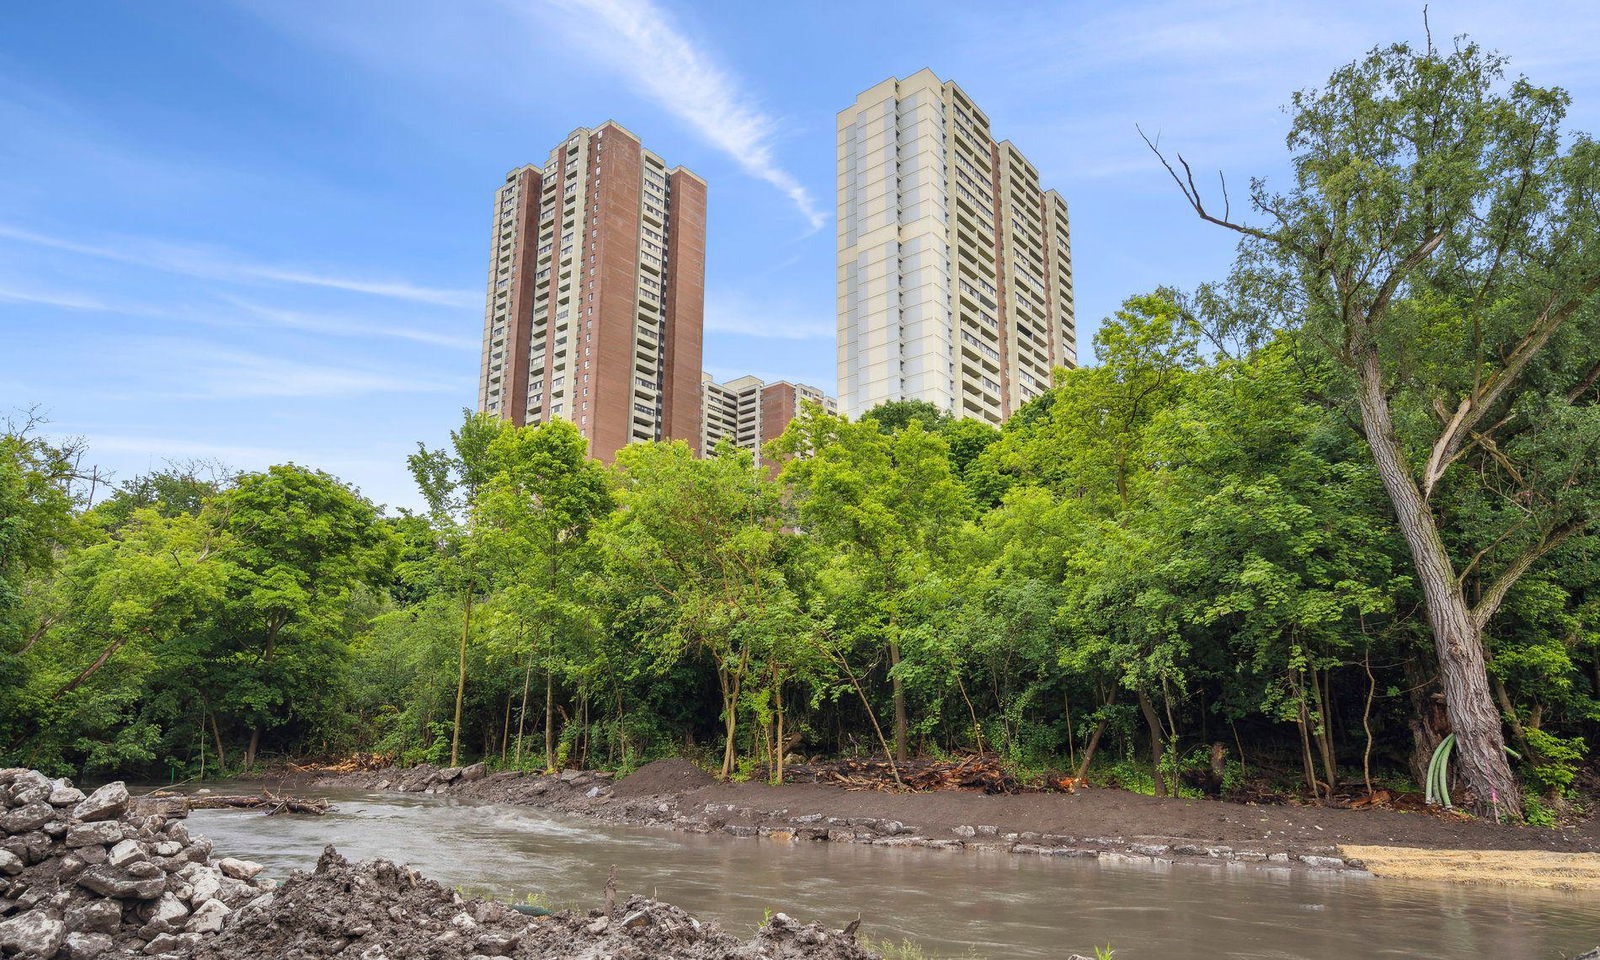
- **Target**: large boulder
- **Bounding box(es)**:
[217,857,263,881]
[48,782,86,807]
[0,802,54,834]
[65,821,124,848]
[72,783,130,823]
[64,898,121,935]
[76,863,166,900]
[185,898,230,934]
[0,909,66,958]
[108,838,147,868]
[60,932,114,960]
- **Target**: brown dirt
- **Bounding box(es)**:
[298,760,1600,885]
[612,759,716,798]
[675,779,1600,854]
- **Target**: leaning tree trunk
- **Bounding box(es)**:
[1355,353,1521,817]
[1136,688,1167,797]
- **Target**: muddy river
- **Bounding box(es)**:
[180,785,1596,959]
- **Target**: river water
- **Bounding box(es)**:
[179,785,1597,959]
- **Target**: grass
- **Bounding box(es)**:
[862,938,1113,959]
[862,937,984,959]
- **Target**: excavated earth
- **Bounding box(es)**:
[0,767,941,960]
[297,758,1600,883]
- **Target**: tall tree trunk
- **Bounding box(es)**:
[888,638,908,765]
[717,665,743,780]
[774,678,786,785]
[544,670,556,772]
[450,590,472,767]
[515,648,534,768]
[500,691,511,764]
[1295,685,1322,799]
[1354,352,1521,817]
[209,712,228,775]
[1136,688,1167,797]
[244,621,281,770]
[1309,666,1340,792]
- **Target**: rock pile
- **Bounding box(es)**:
[0,767,881,960]
[0,769,274,959]
[187,845,878,960]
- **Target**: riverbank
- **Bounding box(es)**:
[295,759,1600,889]
[0,767,900,959]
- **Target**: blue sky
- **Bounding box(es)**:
[4,1,1598,509]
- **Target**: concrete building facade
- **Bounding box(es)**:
[701,373,836,466]
[478,121,706,460]
[837,69,1076,423]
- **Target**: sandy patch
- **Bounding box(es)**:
[1341,844,1600,889]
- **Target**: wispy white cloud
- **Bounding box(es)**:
[0,223,478,308]
[0,279,478,351]
[221,297,479,350]
[0,284,116,312]
[124,339,459,400]
[704,288,832,340]
[535,0,826,232]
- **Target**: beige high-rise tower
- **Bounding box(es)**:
[478,121,706,460]
[837,70,1075,423]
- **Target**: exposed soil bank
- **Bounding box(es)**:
[297,759,1600,886]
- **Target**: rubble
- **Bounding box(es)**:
[184,845,879,960]
[0,768,276,958]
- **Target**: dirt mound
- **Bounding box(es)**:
[183,845,877,960]
[613,758,716,798]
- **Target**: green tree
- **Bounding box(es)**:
[407,411,513,766]
[860,399,952,435]
[6,508,228,772]
[219,464,391,768]
[474,419,612,770]
[1152,39,1600,814]
[976,292,1200,793]
[599,441,808,779]
[0,416,88,752]
[773,409,970,764]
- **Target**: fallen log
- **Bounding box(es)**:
[138,789,334,816]
[190,793,334,815]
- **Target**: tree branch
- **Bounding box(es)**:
[1471,520,1585,630]
[1422,275,1600,499]
[1138,125,1310,256]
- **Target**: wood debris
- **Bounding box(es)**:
[777,755,1057,795]
[138,788,334,816]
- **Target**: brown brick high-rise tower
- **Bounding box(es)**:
[478,122,706,459]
